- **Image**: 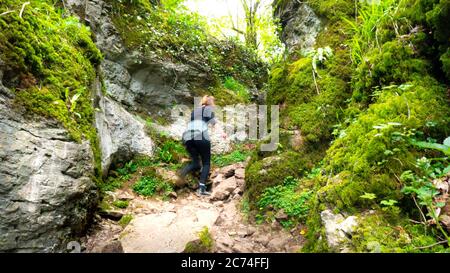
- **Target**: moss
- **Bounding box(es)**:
[118,214,133,228]
[245,146,326,209]
[352,40,430,104]
[307,0,355,22]
[351,212,449,253]
[112,200,129,209]
[0,0,103,178]
[183,227,214,253]
[320,76,450,210]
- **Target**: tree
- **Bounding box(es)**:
[231,0,262,50]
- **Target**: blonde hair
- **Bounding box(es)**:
[201,95,215,106]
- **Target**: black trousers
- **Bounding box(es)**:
[181,139,211,187]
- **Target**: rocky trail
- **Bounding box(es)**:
[84,162,305,253]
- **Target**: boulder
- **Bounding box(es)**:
[274,1,321,52]
[94,82,154,176]
[0,86,98,252]
[211,177,237,201]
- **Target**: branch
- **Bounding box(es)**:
[413,240,448,250]
[19,2,30,18]
[0,10,15,17]
[232,27,245,35]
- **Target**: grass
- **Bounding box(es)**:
[212,150,250,167]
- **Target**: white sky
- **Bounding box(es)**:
[184,0,245,20]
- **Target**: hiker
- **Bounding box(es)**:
[178,95,222,195]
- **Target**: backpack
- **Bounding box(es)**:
[182,108,209,143]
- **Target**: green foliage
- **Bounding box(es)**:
[118,214,133,228]
[401,157,450,241]
[223,77,250,102]
[212,150,250,167]
[321,76,449,210]
[106,0,267,88]
[360,192,377,200]
[0,0,103,177]
[184,227,214,253]
[343,0,402,65]
[257,177,312,227]
[410,137,450,156]
[158,140,187,164]
[245,147,325,209]
[133,176,173,197]
[351,212,449,253]
[112,200,130,209]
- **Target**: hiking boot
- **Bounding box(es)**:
[196,185,211,196]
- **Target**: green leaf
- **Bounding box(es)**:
[360,192,377,200]
[443,137,450,147]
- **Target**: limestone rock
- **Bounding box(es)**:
[274,1,321,52]
[95,83,154,176]
[321,210,358,252]
[211,177,237,201]
[0,86,98,252]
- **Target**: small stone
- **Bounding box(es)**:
[100,241,124,253]
[168,192,178,199]
[217,236,234,247]
[237,229,248,238]
[247,227,256,236]
[254,235,270,246]
[275,209,289,221]
[99,211,124,221]
[117,193,134,201]
[268,237,288,250]
[232,244,252,253]
[215,215,226,226]
[228,231,237,236]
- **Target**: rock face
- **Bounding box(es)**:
[320,210,358,252]
[94,80,154,176]
[0,85,98,252]
[67,0,209,117]
[274,1,321,52]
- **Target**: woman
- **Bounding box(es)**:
[179,95,218,195]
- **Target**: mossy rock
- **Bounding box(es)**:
[245,147,325,209]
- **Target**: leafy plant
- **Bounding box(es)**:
[117,161,138,177]
[410,137,450,156]
[257,176,312,227]
[401,157,450,243]
[158,140,187,164]
[360,192,377,200]
[133,176,173,197]
[303,46,334,94]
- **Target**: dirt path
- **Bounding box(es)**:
[84,163,305,253]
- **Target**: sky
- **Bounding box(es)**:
[184,0,245,21]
